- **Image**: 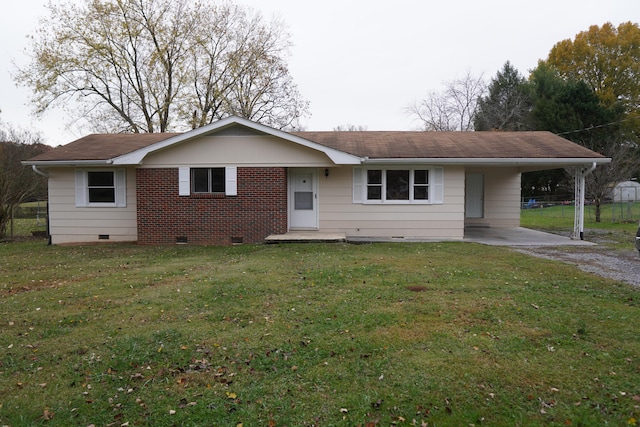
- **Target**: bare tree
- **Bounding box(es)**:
[15,0,309,134]
[0,125,50,239]
[409,71,486,131]
[583,136,638,222]
[333,124,368,131]
[185,4,307,130]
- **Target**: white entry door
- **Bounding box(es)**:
[465,173,484,218]
[289,168,318,229]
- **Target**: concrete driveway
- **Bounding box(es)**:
[463,227,595,246]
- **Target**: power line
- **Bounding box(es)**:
[555,115,639,136]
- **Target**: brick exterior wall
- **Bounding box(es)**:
[136,167,288,245]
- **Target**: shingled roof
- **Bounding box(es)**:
[27,133,180,162]
[293,131,606,160]
[26,121,606,165]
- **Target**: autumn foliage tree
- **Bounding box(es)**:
[547,22,640,116]
[543,22,640,221]
[15,0,309,134]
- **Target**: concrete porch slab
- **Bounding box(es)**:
[266,228,594,247]
[265,231,347,243]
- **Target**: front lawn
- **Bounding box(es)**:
[0,241,638,426]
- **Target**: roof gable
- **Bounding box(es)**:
[114,117,360,165]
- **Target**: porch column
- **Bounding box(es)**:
[573,163,597,240]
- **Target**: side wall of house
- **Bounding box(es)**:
[318,165,466,239]
[464,167,521,228]
[47,167,138,244]
[136,167,288,245]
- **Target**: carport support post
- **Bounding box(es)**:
[573,163,597,240]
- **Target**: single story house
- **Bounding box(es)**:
[24,116,610,245]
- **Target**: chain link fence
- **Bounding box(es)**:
[521,197,640,223]
[2,201,48,241]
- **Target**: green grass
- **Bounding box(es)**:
[521,203,639,249]
[0,241,638,426]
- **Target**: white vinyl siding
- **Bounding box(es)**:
[51,168,137,244]
[464,168,521,228]
[325,166,465,239]
[144,135,335,167]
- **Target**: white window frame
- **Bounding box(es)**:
[191,167,226,194]
[178,166,237,196]
[75,169,127,207]
[353,166,443,205]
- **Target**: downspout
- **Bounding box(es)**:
[574,162,597,240]
[31,165,49,178]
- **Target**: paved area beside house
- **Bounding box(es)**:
[463,227,595,246]
[265,231,347,243]
[267,227,592,246]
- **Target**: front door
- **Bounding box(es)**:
[465,173,484,218]
[289,168,318,229]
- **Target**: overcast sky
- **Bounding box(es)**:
[1,0,637,146]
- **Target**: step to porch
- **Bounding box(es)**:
[265,231,347,244]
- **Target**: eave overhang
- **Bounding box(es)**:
[361,157,612,166]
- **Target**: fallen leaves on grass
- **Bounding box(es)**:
[41,408,54,420]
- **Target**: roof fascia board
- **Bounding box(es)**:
[22,159,114,167]
[362,157,611,165]
[112,116,361,165]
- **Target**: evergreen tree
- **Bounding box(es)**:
[474,62,532,131]
[525,61,633,221]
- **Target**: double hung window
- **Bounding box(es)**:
[87,171,116,203]
[367,169,429,202]
[353,167,443,204]
[191,168,226,193]
[75,169,126,207]
[178,166,237,196]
